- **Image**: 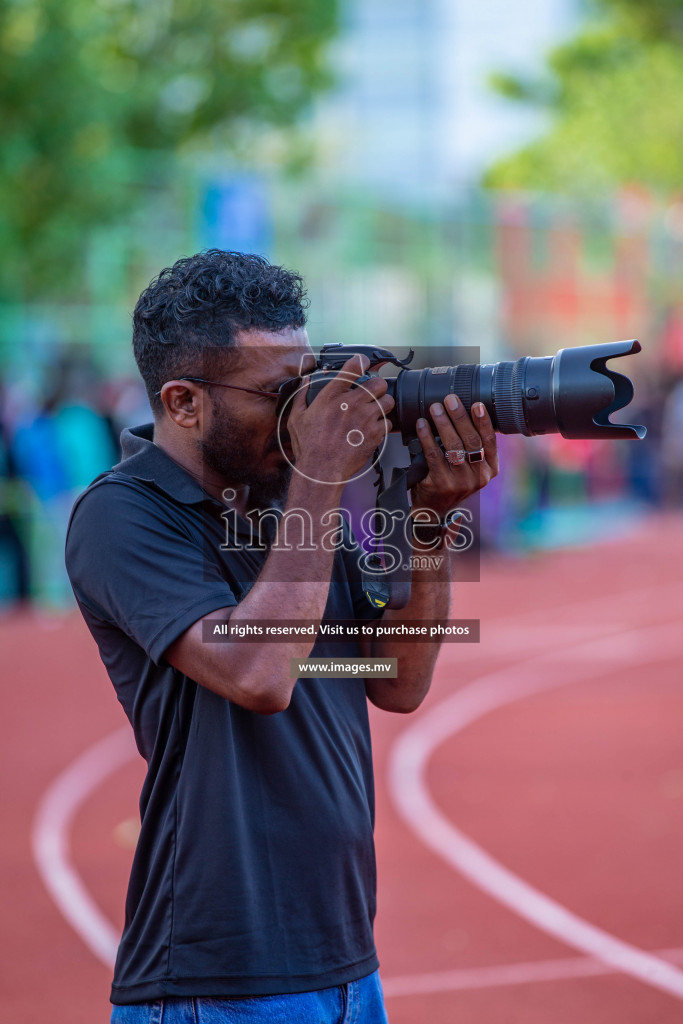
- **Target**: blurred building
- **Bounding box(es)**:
[313,0,579,197]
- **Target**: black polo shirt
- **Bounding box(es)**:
[65,425,382,1004]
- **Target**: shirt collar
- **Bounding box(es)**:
[117,424,220,507]
[115,426,276,543]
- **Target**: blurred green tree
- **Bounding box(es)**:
[0,0,337,299]
[484,0,683,195]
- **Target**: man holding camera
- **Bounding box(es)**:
[65,250,498,1023]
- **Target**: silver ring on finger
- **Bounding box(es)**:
[445,448,467,466]
[465,447,485,464]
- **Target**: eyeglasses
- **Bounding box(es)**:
[155,375,304,416]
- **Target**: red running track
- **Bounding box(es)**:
[3,511,683,1023]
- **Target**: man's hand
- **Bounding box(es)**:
[411,395,498,518]
[286,355,394,485]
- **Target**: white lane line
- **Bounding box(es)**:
[31,726,137,967]
[383,947,683,997]
[449,580,683,665]
[388,620,683,1000]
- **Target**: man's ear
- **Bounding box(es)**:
[159,381,205,428]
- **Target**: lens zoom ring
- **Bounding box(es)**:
[494,359,528,434]
[452,366,474,412]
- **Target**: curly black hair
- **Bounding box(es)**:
[132,250,309,414]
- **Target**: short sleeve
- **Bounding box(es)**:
[65,480,238,665]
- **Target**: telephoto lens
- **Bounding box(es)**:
[309,340,646,441]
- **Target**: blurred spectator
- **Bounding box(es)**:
[0,381,30,607]
[104,376,153,449]
[623,370,664,506]
[5,350,117,609]
[660,374,683,506]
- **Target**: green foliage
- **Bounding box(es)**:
[591,0,683,41]
[0,0,337,299]
[484,0,683,195]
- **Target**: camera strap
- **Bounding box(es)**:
[361,439,428,610]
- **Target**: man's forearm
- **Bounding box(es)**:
[365,551,452,713]
[168,474,347,712]
[216,475,349,700]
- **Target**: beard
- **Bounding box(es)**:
[199,403,293,510]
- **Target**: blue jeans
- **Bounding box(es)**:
[110,970,389,1023]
